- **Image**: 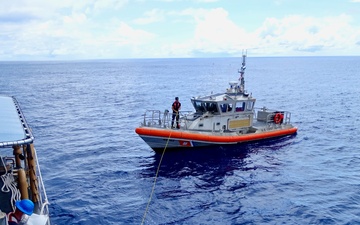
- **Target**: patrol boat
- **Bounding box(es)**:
[0,96,50,225]
[135,54,297,151]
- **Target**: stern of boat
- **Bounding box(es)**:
[252,107,296,132]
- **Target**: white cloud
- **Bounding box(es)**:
[191,8,255,53]
[63,13,87,24]
[0,1,360,59]
[133,9,165,25]
[113,22,156,45]
[0,0,128,21]
[194,0,219,2]
[163,8,360,57]
[255,14,360,55]
[93,0,128,13]
[0,10,156,59]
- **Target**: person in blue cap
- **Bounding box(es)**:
[7,199,34,225]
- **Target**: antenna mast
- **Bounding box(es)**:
[238,50,247,93]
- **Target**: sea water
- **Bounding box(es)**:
[1,56,360,224]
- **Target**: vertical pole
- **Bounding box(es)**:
[18,168,29,199]
[13,145,22,168]
[26,144,40,203]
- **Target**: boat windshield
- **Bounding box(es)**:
[219,103,233,113]
[192,100,219,113]
[235,101,255,112]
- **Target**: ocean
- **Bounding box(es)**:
[0,56,359,224]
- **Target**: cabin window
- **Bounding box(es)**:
[204,102,218,113]
[193,101,219,113]
[246,101,254,111]
[193,101,205,113]
[228,104,233,112]
[235,102,245,112]
[220,103,233,113]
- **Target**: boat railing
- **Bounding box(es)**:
[141,108,292,131]
[254,107,292,126]
[141,110,192,128]
[32,147,50,220]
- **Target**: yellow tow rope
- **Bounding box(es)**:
[141,131,172,225]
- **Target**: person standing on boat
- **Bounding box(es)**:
[7,199,34,225]
[171,97,181,129]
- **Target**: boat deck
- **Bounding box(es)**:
[0,95,50,225]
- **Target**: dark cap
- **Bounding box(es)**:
[175,97,179,100]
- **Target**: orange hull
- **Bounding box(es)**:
[135,126,298,150]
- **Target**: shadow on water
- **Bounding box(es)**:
[141,134,297,180]
[138,135,298,225]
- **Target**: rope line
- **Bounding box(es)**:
[1,172,21,211]
[1,157,21,210]
[141,131,172,225]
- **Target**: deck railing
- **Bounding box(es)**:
[141,110,192,129]
[141,108,292,130]
[33,147,50,217]
[253,107,292,126]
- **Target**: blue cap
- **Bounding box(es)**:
[16,199,34,215]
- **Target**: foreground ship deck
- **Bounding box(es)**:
[136,53,297,151]
[0,96,50,225]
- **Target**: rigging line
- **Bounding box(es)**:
[141,131,172,225]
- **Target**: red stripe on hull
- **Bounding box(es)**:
[135,127,298,143]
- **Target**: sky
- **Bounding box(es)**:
[0,0,360,60]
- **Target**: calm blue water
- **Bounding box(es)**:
[1,56,360,224]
